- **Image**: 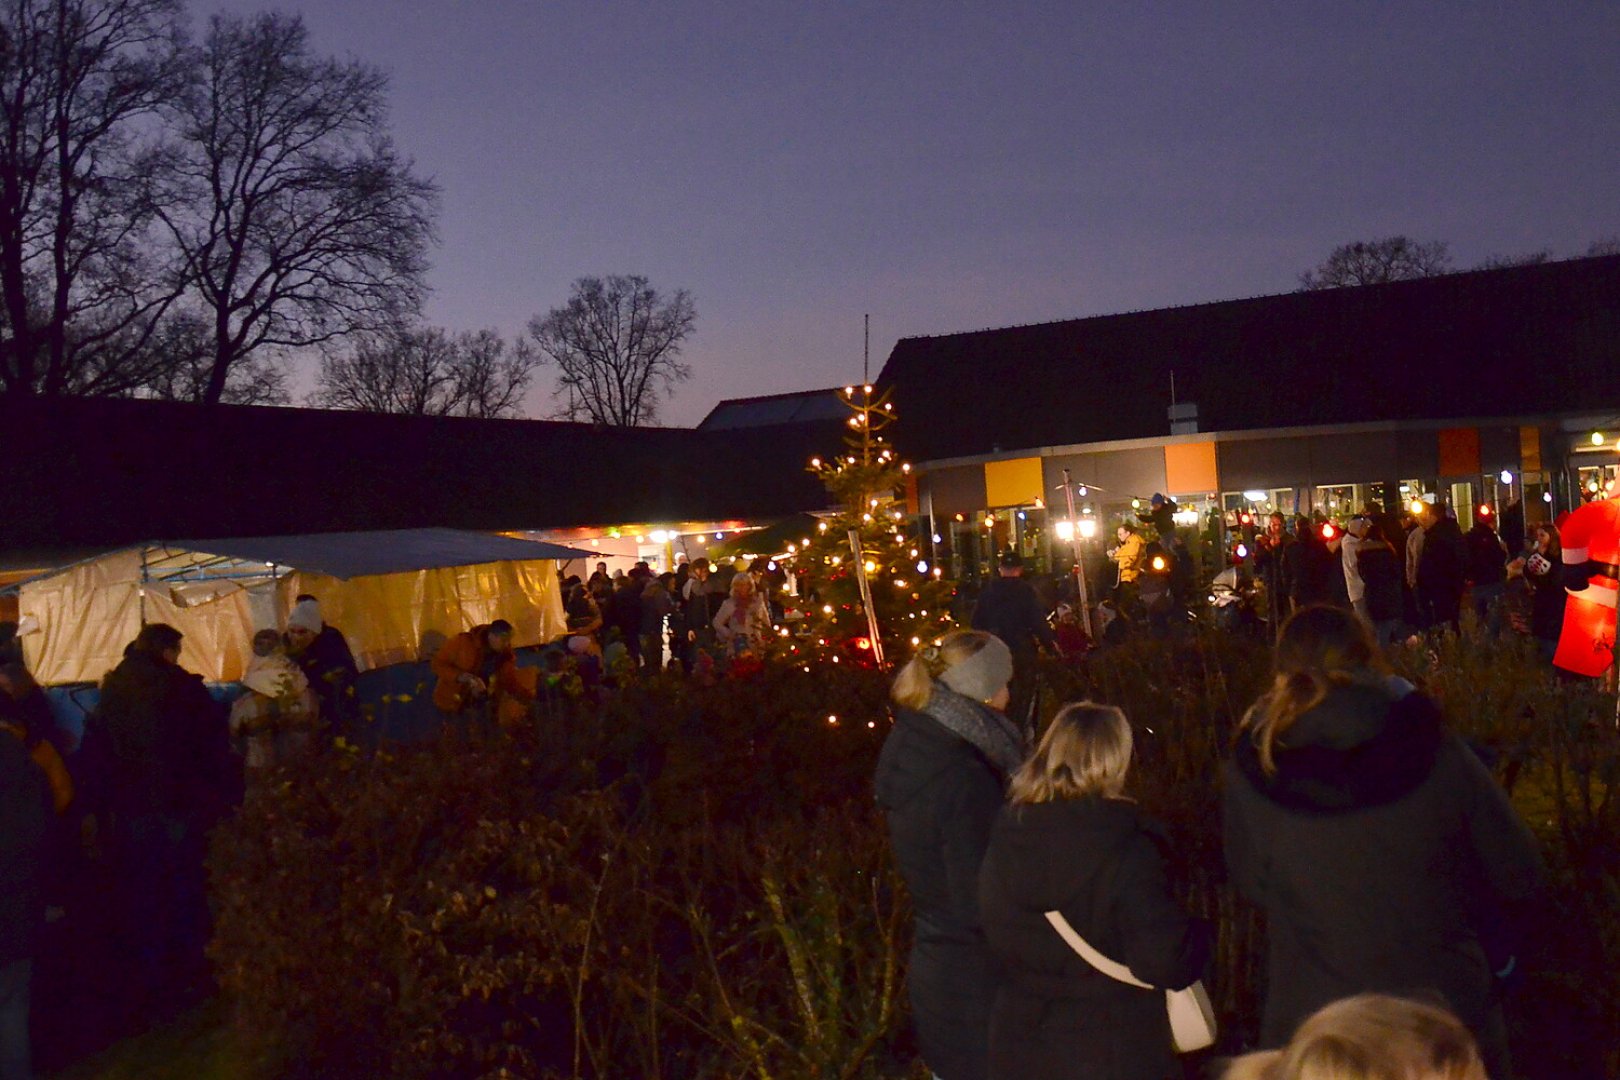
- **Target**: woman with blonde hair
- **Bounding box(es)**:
[875,630,1024,1080]
[712,569,770,657]
[977,702,1210,1079]
[1223,993,1486,1080]
[1223,605,1542,1078]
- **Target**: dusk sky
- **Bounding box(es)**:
[212,2,1620,426]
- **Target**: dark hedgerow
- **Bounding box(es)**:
[209,636,1620,1078]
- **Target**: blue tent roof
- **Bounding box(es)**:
[161,527,594,580]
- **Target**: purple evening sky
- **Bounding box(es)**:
[206,1,1620,426]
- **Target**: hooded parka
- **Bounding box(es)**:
[1222,677,1542,1076]
[978,797,1210,1080]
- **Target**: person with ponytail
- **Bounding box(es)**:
[1222,606,1543,1078]
[876,630,1025,1080]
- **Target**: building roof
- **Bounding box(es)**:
[698,388,849,430]
[0,395,835,550]
[876,254,1620,462]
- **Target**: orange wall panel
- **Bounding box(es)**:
[1438,427,1481,478]
[1164,441,1218,495]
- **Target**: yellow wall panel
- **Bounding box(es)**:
[984,457,1044,507]
[1519,426,1542,472]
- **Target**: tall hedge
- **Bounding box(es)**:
[209,636,1620,1078]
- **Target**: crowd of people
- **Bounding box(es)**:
[877,606,1544,1080]
[557,557,778,680]
[0,595,377,1077]
[1245,497,1563,656]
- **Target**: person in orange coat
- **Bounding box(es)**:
[431,620,536,725]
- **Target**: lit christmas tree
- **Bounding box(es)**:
[776,384,955,668]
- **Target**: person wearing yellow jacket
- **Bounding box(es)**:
[1108,524,1146,616]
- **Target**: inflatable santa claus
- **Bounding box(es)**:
[1554,496,1620,677]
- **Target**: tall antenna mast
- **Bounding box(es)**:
[863,313,870,384]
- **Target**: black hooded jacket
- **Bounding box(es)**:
[978,797,1210,1080]
[875,706,1007,1080]
[1222,678,1542,1061]
[92,650,229,822]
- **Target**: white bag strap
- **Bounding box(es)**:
[1044,910,1153,990]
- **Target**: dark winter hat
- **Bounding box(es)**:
[1151,493,1166,507]
[998,550,1024,568]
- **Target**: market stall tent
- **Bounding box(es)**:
[14,528,589,684]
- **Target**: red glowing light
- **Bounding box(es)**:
[854,637,872,651]
[1321,524,1336,540]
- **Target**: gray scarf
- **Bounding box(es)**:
[921,685,1026,775]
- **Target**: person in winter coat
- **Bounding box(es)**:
[229,629,320,772]
[431,620,535,725]
[979,703,1210,1080]
[1253,513,1295,631]
[1511,524,1566,662]
[874,630,1025,1080]
[640,573,677,671]
[712,570,771,658]
[1355,523,1405,645]
[0,726,48,1080]
[607,575,646,667]
[1415,508,1467,633]
[90,623,232,1014]
[1222,605,1543,1078]
[1110,525,1147,613]
[1328,516,1373,620]
[1464,510,1510,635]
[1136,493,1178,541]
[0,663,73,814]
[1222,993,1487,1080]
[972,551,1056,727]
[1281,517,1336,611]
[284,598,360,735]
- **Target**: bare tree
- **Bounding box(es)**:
[1474,250,1552,271]
[310,324,537,418]
[133,309,289,405]
[527,274,696,426]
[0,0,191,395]
[1299,236,1452,290]
[157,11,436,405]
[450,328,539,419]
[1587,237,1620,257]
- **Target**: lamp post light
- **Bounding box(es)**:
[1060,469,1097,639]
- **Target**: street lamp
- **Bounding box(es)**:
[1058,470,1097,638]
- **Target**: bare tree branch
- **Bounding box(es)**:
[0,0,191,396]
[1474,249,1552,271]
[1299,236,1452,290]
[527,274,696,427]
[310,323,538,418]
[159,10,437,405]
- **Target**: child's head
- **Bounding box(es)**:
[1223,995,1486,1080]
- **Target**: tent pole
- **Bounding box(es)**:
[139,547,149,625]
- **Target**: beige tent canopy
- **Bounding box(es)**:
[13,528,589,685]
